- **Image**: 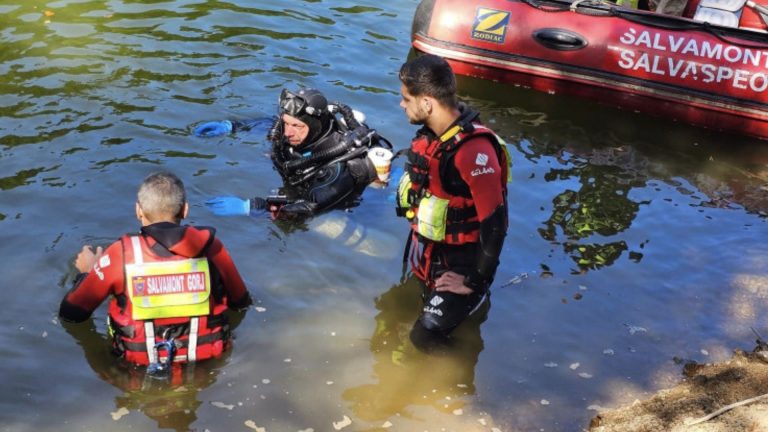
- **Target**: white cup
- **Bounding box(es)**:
[367,147,393,183]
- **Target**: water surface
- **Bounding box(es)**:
[2,1,768,431]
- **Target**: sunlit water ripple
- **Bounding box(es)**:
[2,1,768,431]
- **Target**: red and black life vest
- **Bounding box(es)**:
[107,234,230,366]
[399,112,509,245]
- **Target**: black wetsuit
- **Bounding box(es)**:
[268,121,377,218]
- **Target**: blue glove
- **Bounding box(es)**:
[194,120,233,137]
[205,196,251,216]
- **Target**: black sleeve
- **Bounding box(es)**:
[464,204,508,292]
[275,200,319,218]
[347,156,377,186]
[59,273,94,323]
[231,117,275,133]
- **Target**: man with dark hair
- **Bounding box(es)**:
[59,171,252,371]
[395,54,509,349]
[197,88,388,219]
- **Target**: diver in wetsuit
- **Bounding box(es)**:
[197,88,390,219]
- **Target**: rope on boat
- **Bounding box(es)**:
[519,0,768,48]
[569,0,615,12]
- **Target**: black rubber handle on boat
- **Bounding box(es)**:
[532,28,588,50]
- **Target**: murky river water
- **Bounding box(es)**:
[2,1,768,431]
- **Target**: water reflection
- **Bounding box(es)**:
[459,75,768,218]
[62,310,246,432]
[456,75,768,277]
[534,147,649,272]
[343,276,486,422]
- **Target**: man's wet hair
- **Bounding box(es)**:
[399,54,458,109]
[137,171,186,221]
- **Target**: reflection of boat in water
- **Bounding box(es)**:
[450,73,768,272]
[411,0,768,138]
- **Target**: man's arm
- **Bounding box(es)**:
[206,238,252,310]
[435,136,507,294]
[194,117,275,138]
[457,136,508,290]
[59,242,122,323]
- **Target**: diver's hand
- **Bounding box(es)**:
[194,120,233,137]
[271,199,316,219]
[205,196,251,216]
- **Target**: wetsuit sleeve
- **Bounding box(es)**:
[347,156,377,186]
[453,136,508,291]
[206,238,252,310]
[232,117,274,134]
[276,161,358,219]
[59,241,124,323]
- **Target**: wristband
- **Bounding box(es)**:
[463,271,491,293]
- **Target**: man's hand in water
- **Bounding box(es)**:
[434,271,473,295]
[75,245,103,273]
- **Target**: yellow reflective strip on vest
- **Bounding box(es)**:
[496,135,513,183]
[126,253,212,320]
[440,125,462,143]
[416,194,449,241]
[397,171,412,211]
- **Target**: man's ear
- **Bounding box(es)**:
[422,97,432,112]
[181,202,189,219]
[135,202,143,221]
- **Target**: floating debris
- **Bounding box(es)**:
[244,420,265,432]
[262,379,271,384]
[541,399,550,405]
[254,306,266,312]
[502,272,529,287]
[544,362,558,368]
[587,404,607,411]
[381,421,393,428]
[284,358,292,363]
[452,408,463,415]
[578,372,593,379]
[41,331,47,338]
[332,415,352,430]
[603,349,615,356]
[478,418,487,426]
[569,362,580,370]
[110,407,129,421]
[626,325,648,335]
[211,401,234,410]
[326,381,334,385]
[701,349,709,356]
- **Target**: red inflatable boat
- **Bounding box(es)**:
[411,0,768,139]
